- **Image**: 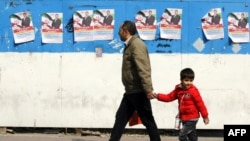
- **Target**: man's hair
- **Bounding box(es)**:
[180,68,195,80]
[122,20,137,35]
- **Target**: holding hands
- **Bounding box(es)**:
[147,91,157,99]
[147,91,155,99]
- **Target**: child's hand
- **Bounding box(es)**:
[153,92,158,98]
[203,118,209,125]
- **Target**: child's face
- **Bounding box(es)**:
[181,78,193,89]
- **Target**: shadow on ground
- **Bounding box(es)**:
[6,127,223,137]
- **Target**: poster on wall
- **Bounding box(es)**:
[135,9,157,40]
[95,47,102,57]
[201,8,224,40]
[228,12,249,43]
[160,8,182,39]
[93,9,114,40]
[73,10,94,41]
[41,12,63,43]
[10,11,35,44]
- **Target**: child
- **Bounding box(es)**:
[154,68,209,141]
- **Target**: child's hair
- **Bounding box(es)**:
[180,68,195,80]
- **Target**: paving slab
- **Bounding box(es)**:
[0,133,223,141]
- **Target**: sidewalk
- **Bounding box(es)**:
[0,133,223,141]
[0,128,224,141]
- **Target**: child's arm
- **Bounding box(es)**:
[153,90,177,102]
[191,87,209,125]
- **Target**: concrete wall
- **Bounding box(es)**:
[0,0,250,129]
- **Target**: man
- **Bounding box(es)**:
[171,9,181,25]
[51,13,61,29]
[208,9,221,25]
[21,12,30,27]
[81,11,92,26]
[108,20,161,141]
[145,10,155,25]
[237,13,247,28]
[103,10,113,25]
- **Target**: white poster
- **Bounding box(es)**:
[73,10,94,41]
[93,9,114,40]
[10,11,35,44]
[201,8,224,40]
[160,8,182,39]
[41,13,63,43]
[228,12,249,43]
[135,9,157,40]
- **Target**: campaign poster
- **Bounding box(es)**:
[135,9,157,40]
[228,12,249,43]
[160,8,182,39]
[201,8,224,40]
[93,9,114,40]
[10,11,35,44]
[41,12,63,43]
[73,10,94,41]
[95,47,103,57]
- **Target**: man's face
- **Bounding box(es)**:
[148,11,152,16]
[118,26,126,41]
[85,12,89,17]
[175,10,178,15]
[106,11,110,16]
[241,14,244,19]
[55,14,59,19]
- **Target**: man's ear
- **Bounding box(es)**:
[123,29,129,36]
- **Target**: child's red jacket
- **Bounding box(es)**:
[157,84,209,121]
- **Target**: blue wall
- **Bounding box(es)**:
[0,0,249,54]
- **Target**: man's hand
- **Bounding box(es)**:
[147,91,155,99]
